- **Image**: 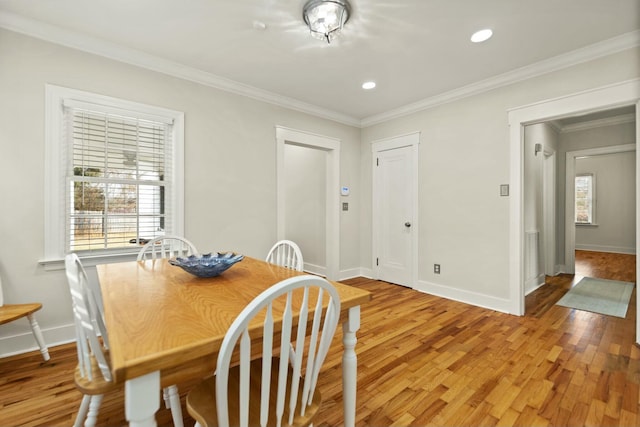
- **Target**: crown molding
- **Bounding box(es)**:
[0,11,361,128]
[361,30,640,127]
[545,120,563,133]
[0,11,637,130]
[560,113,636,133]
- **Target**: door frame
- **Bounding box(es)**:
[508,78,640,323]
[275,126,340,280]
[543,148,557,276]
[371,131,420,287]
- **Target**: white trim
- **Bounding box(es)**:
[338,267,370,281]
[0,323,75,359]
[362,31,640,126]
[525,279,546,296]
[371,132,420,288]
[565,144,636,273]
[574,172,597,226]
[575,244,636,255]
[543,149,557,276]
[1,11,638,129]
[560,113,636,133]
[42,84,185,265]
[526,280,545,295]
[415,280,512,314]
[275,126,341,281]
[303,262,327,278]
[508,78,640,317]
[0,11,359,128]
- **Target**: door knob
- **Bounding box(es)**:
[405,222,411,227]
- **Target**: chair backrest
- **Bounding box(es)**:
[136,235,198,261]
[65,253,111,382]
[215,275,341,427]
[265,240,304,272]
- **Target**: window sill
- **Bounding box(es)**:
[575,223,599,227]
[39,252,138,271]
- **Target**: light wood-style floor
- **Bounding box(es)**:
[1,250,637,426]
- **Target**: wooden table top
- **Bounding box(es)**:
[97,256,371,384]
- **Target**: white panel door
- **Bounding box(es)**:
[374,144,415,286]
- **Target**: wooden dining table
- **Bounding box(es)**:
[97,255,371,427]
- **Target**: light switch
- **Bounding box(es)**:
[342,202,348,211]
[500,184,509,197]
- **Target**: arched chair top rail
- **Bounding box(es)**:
[187,274,341,427]
[137,235,198,261]
[265,239,304,272]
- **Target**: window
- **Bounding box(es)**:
[44,85,184,266]
[575,173,595,224]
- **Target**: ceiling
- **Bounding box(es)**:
[0,0,639,126]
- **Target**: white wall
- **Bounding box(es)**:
[575,152,636,253]
[0,29,361,356]
[284,144,327,272]
[360,47,640,309]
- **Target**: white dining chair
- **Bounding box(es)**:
[64,254,184,427]
[265,240,304,272]
[136,235,195,414]
[186,274,341,427]
[137,235,198,261]
[0,275,50,361]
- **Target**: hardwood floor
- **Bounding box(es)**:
[1,250,637,426]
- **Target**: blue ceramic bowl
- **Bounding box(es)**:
[169,252,244,278]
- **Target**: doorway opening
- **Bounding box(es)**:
[508,79,640,334]
[565,144,636,274]
[275,126,340,280]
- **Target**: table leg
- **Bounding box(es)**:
[125,371,160,427]
[342,305,361,427]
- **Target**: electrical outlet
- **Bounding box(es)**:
[434,264,440,274]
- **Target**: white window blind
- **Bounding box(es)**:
[65,106,174,253]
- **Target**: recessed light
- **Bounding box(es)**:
[252,20,267,31]
[362,81,376,90]
[471,29,493,43]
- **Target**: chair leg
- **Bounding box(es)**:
[27,313,50,361]
[84,394,103,427]
[166,385,184,427]
[74,395,91,427]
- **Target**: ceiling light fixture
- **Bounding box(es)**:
[471,28,493,43]
[362,81,376,90]
[303,0,351,44]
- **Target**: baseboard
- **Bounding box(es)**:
[525,275,546,295]
[525,273,546,295]
[575,244,636,255]
[339,267,372,281]
[0,323,76,359]
[303,262,326,277]
[414,280,512,314]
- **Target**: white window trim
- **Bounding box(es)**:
[41,84,184,270]
[575,172,597,225]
